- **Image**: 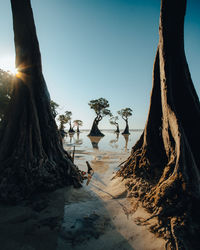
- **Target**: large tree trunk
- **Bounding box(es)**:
[0,0,82,203]
[88,119,104,137]
[117,0,200,248]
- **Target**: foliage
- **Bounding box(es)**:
[109,116,119,126]
[50,100,59,118]
[65,111,72,121]
[0,69,13,124]
[57,111,72,130]
[58,114,70,130]
[88,98,112,121]
[73,120,83,127]
[117,108,133,121]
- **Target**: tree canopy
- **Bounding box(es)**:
[0,69,13,124]
[73,120,83,133]
[50,100,59,118]
[73,120,83,126]
[58,114,70,130]
[109,116,119,126]
[109,115,120,133]
[117,108,133,121]
[65,111,72,120]
[89,98,112,121]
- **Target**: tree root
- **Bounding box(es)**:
[117,150,200,250]
[0,154,83,203]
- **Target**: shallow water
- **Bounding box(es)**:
[63,130,142,153]
[63,130,143,173]
[58,129,166,250]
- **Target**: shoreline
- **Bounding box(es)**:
[57,149,166,250]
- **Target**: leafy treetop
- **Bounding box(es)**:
[73,120,83,127]
[117,108,133,121]
[88,98,112,122]
[58,114,70,130]
[50,100,59,118]
[65,111,72,121]
[109,116,119,126]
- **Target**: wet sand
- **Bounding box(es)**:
[0,188,66,250]
[0,131,166,250]
[58,136,166,250]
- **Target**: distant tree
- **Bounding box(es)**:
[117,108,132,134]
[50,100,59,118]
[0,69,13,125]
[88,98,112,137]
[58,114,69,130]
[73,120,83,133]
[65,111,75,133]
[109,116,119,133]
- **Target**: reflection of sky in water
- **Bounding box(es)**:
[63,130,142,152]
[63,130,142,175]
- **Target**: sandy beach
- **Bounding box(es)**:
[0,131,166,250]
[57,131,166,250]
[0,188,66,250]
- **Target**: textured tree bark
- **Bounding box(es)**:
[0,0,82,203]
[88,118,104,137]
[117,0,200,248]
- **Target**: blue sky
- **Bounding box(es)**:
[0,0,200,130]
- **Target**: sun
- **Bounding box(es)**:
[0,55,18,75]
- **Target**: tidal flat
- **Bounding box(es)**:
[58,130,166,250]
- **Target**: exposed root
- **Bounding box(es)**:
[117,148,200,249]
[0,154,83,203]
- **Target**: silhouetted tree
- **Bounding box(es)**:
[58,114,69,138]
[73,120,83,133]
[0,69,13,126]
[65,111,75,133]
[117,108,132,134]
[0,0,81,202]
[88,98,112,137]
[109,116,119,133]
[58,114,69,130]
[50,100,59,118]
[117,0,200,248]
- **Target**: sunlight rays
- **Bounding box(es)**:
[0,55,33,81]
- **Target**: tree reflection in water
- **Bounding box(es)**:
[75,132,83,145]
[88,136,103,150]
[122,134,129,152]
[109,132,119,149]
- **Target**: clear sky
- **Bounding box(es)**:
[0,0,200,130]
